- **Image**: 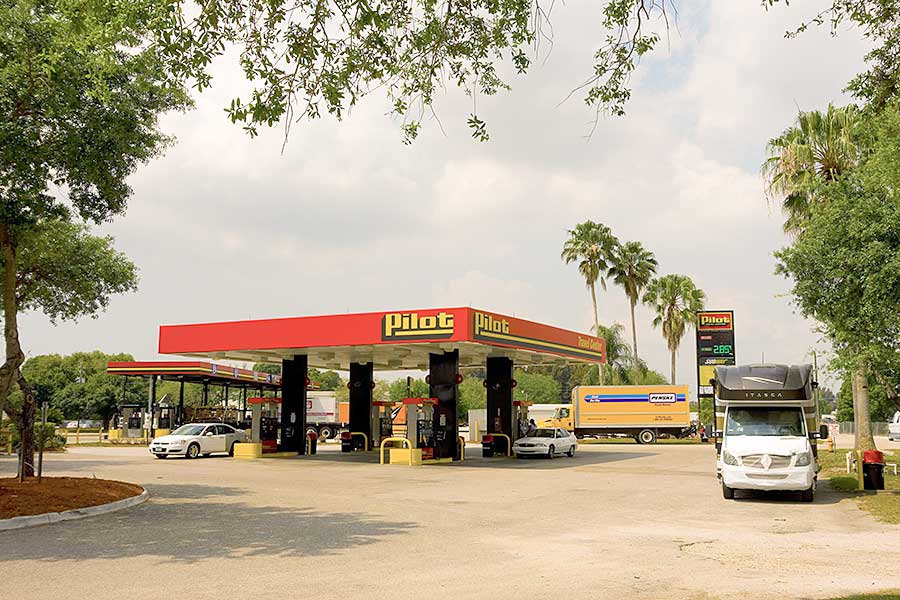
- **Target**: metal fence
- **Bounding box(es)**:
[838,422,890,436]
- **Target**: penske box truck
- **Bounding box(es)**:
[539,385,691,444]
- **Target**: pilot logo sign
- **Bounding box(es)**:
[698,312,733,331]
[474,312,510,336]
[382,311,455,341]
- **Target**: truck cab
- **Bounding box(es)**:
[540,407,573,430]
[714,364,827,502]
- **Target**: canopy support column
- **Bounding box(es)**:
[348,362,374,450]
[429,350,460,460]
[280,355,308,454]
[177,379,185,426]
[148,375,157,438]
[486,357,514,440]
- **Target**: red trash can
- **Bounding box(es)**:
[862,449,885,491]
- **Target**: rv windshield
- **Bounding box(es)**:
[725,408,805,437]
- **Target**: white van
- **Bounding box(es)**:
[889,411,900,441]
[713,364,828,502]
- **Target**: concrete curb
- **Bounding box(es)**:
[0,489,148,532]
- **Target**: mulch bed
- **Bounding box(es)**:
[0,477,144,519]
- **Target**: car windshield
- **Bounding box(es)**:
[725,408,804,437]
[171,425,206,436]
[530,429,555,438]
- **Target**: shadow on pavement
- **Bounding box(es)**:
[457,450,655,470]
[296,445,654,470]
[728,487,845,505]
[0,484,417,563]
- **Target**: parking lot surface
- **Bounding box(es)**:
[2,442,899,599]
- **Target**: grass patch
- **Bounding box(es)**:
[825,590,900,599]
[818,448,900,490]
[830,476,860,492]
[858,494,900,525]
[818,447,900,524]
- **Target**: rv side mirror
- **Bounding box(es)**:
[819,424,829,440]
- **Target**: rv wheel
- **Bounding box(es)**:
[722,483,735,500]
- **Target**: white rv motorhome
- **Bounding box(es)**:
[713,364,828,502]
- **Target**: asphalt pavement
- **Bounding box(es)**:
[1,441,898,599]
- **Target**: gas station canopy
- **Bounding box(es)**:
[106,360,282,390]
[157,307,606,370]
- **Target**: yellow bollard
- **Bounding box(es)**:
[474,420,479,443]
[857,450,865,490]
[349,432,369,451]
[491,433,512,457]
[379,437,412,465]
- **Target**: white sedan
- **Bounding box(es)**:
[513,428,577,459]
[149,423,245,459]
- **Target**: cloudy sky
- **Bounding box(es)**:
[23,1,869,391]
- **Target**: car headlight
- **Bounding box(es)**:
[722,450,739,466]
[795,452,811,467]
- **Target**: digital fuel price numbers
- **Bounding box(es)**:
[697,330,735,359]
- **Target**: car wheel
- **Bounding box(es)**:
[228,443,236,457]
[319,426,333,440]
[637,429,657,445]
[722,482,735,499]
[515,453,523,459]
[800,487,814,503]
[547,445,555,459]
[567,445,576,457]
[155,454,168,459]
[186,443,200,459]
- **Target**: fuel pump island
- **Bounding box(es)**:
[151,307,606,463]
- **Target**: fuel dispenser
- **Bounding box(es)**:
[248,397,281,453]
[514,400,532,440]
[371,400,397,448]
[116,403,145,439]
[154,401,177,436]
[404,397,437,460]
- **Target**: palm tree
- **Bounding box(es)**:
[562,221,619,384]
[608,241,658,381]
[762,103,863,233]
[595,322,631,382]
[764,103,875,451]
[642,274,706,385]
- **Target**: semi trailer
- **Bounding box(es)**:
[539,385,691,444]
[305,391,349,440]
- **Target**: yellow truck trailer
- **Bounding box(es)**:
[539,385,692,444]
